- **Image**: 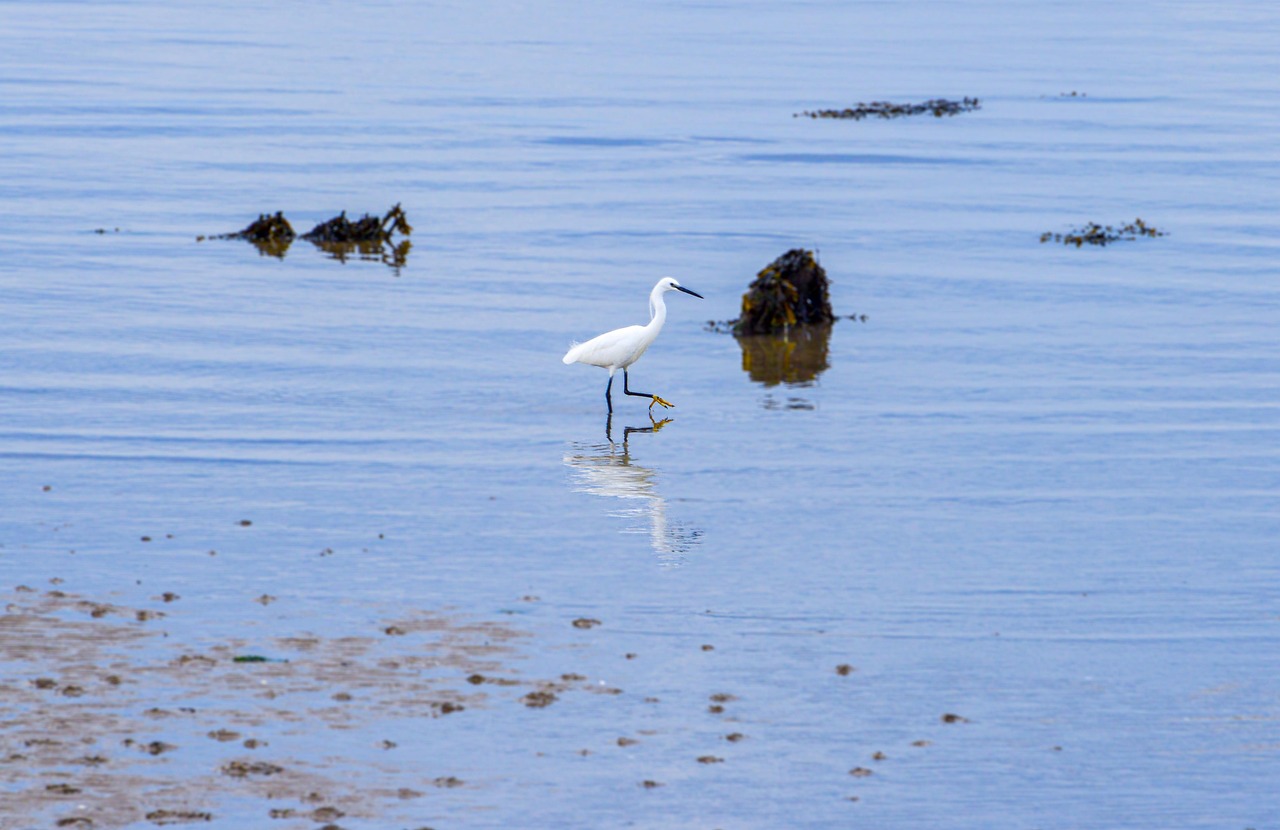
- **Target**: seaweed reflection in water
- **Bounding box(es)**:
[311,238,412,272]
[737,322,832,408]
[563,415,702,566]
[241,235,412,273]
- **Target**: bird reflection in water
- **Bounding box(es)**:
[736,322,833,409]
[563,414,703,566]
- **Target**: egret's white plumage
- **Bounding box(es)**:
[563,276,703,411]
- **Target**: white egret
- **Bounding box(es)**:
[562,277,704,412]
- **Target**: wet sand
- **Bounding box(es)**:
[0,585,593,827]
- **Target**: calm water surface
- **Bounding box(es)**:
[2,1,1279,827]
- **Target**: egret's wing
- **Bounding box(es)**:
[563,325,645,368]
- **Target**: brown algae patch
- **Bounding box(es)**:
[1040,218,1165,247]
[796,97,980,119]
[144,809,213,824]
[522,690,559,708]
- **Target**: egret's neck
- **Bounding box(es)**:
[646,285,668,332]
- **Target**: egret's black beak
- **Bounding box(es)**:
[676,285,704,299]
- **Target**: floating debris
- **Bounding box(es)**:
[835,664,855,676]
[797,97,980,120]
[1040,218,1165,247]
[848,766,874,777]
[572,618,602,630]
[941,712,971,724]
[205,205,412,270]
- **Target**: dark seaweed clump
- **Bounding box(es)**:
[302,204,411,244]
[796,97,980,120]
[216,211,296,258]
[1041,218,1165,247]
[205,204,412,271]
[733,249,835,336]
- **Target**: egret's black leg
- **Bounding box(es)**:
[622,369,654,399]
[605,374,614,413]
[623,369,674,410]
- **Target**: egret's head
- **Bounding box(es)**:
[658,276,704,299]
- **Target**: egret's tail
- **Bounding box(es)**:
[562,342,582,364]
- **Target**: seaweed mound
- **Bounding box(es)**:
[733,249,835,335]
[797,98,980,120]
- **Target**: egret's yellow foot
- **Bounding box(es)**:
[649,395,675,411]
[650,417,673,432]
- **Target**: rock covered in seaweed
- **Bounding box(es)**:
[733,249,835,336]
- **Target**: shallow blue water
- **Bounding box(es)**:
[3,1,1279,828]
